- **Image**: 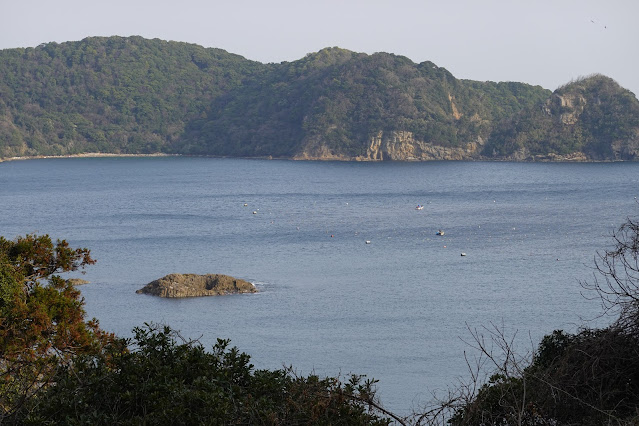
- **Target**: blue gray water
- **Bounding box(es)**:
[1,157,637,414]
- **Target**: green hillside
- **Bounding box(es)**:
[0,36,265,158]
[182,47,551,159]
[0,36,637,161]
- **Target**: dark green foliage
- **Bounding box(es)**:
[449,327,639,426]
[530,327,639,423]
[24,324,391,425]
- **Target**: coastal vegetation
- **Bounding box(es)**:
[0,235,392,425]
[1,36,638,161]
[2,218,639,424]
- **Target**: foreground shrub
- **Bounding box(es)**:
[25,324,391,425]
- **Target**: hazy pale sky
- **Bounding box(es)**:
[2,0,637,96]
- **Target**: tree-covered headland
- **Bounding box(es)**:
[1,36,638,161]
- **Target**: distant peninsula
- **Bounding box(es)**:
[1,36,637,162]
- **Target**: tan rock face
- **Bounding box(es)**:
[543,93,587,125]
[360,130,479,161]
[293,130,482,161]
[448,93,462,120]
[136,273,257,298]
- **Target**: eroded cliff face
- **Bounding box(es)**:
[611,130,639,159]
[360,130,481,161]
[507,148,589,162]
[543,93,587,125]
[448,93,462,120]
[293,130,481,161]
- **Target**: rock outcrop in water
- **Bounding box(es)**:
[136,273,257,298]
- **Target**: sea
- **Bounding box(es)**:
[1,157,637,415]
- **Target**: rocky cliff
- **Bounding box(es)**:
[136,273,257,298]
[359,130,481,161]
[292,130,481,161]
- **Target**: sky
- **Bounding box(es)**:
[2,0,637,96]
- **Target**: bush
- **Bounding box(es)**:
[25,324,392,425]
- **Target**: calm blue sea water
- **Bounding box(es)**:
[1,157,638,414]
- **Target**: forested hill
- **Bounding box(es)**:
[182,48,551,160]
[1,36,638,161]
[0,36,267,157]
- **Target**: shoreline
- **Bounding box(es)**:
[0,152,180,163]
[0,152,626,164]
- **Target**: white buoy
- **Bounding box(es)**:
[365,240,371,244]
[461,253,467,256]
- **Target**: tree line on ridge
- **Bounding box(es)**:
[1,36,638,161]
